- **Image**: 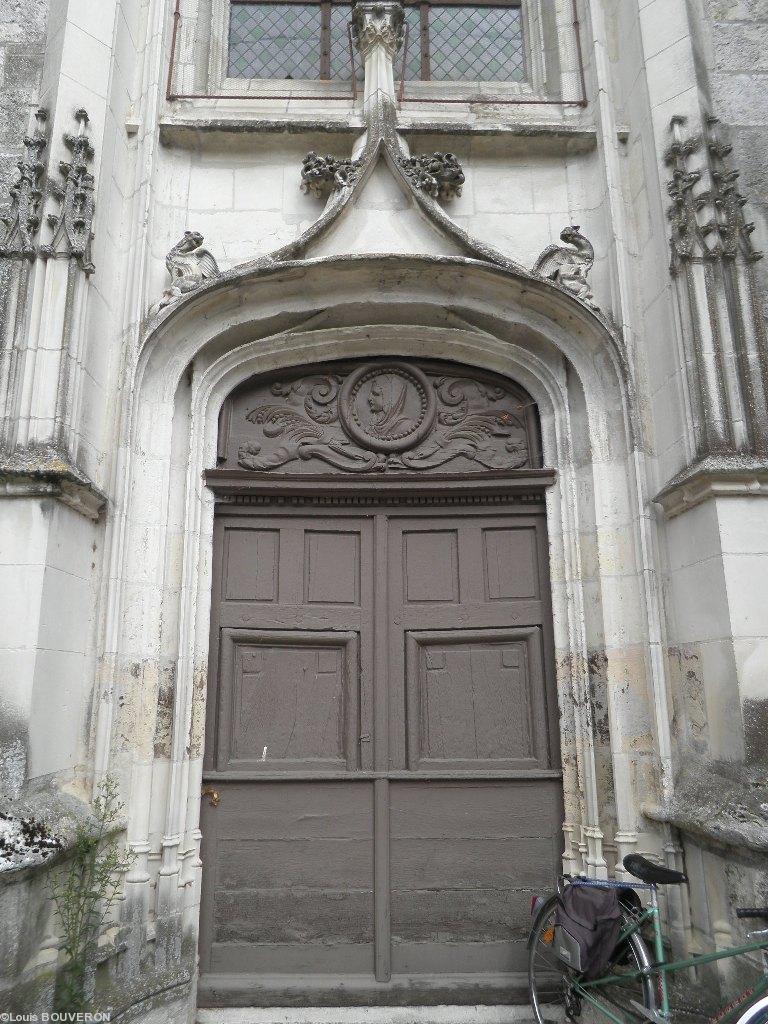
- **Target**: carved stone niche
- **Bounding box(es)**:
[216,359,542,476]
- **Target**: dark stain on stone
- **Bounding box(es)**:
[744,698,768,766]
[153,666,177,758]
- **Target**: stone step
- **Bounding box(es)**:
[197,1008,550,1024]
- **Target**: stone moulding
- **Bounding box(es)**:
[0,444,107,521]
[39,108,96,274]
[643,758,768,857]
[662,112,768,469]
[654,454,768,518]
[0,108,48,260]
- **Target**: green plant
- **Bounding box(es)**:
[49,776,130,1012]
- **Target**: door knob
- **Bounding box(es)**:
[201,785,220,807]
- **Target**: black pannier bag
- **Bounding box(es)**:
[554,883,623,979]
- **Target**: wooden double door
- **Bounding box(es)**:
[199,502,563,1007]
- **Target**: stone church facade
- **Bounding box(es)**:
[0,0,766,1019]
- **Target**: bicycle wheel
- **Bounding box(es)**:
[528,893,659,1024]
[735,994,768,1024]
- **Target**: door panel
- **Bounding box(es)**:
[216,628,360,772]
[200,505,561,1007]
[200,781,374,978]
[405,627,548,770]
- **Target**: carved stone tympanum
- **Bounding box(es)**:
[222,360,539,475]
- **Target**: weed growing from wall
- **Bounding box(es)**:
[49,776,130,1011]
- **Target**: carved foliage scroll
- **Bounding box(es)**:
[222,361,539,476]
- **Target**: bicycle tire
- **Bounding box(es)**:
[733,993,768,1024]
[528,893,659,1024]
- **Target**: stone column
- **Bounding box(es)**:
[351,1,405,116]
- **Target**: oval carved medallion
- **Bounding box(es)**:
[339,363,436,453]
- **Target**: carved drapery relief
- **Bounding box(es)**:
[223,361,539,475]
[0,108,48,260]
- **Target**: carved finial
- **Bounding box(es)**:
[300,152,361,198]
[152,230,220,313]
[532,225,597,309]
[351,1,404,58]
[0,107,49,260]
[665,112,762,268]
[39,108,96,273]
[399,153,465,200]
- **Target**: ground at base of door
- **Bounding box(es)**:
[197,1007,561,1024]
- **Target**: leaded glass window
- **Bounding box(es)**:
[227,0,526,83]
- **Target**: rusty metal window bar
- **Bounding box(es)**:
[228,0,525,82]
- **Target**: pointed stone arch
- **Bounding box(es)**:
[98,253,670,1013]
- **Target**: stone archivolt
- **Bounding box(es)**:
[231,362,534,474]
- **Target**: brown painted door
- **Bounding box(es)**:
[199,505,562,1007]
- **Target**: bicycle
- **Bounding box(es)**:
[528,854,768,1024]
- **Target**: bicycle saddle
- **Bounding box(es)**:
[623,854,687,885]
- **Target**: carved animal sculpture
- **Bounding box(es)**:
[533,225,597,308]
[155,230,219,311]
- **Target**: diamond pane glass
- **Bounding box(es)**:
[428,5,524,82]
[328,4,420,80]
[329,6,360,80]
[228,3,322,79]
[401,5,422,81]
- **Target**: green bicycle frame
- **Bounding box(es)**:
[573,888,768,1024]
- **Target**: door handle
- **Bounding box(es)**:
[201,785,220,808]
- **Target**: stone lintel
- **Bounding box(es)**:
[654,456,768,518]
[158,114,601,152]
